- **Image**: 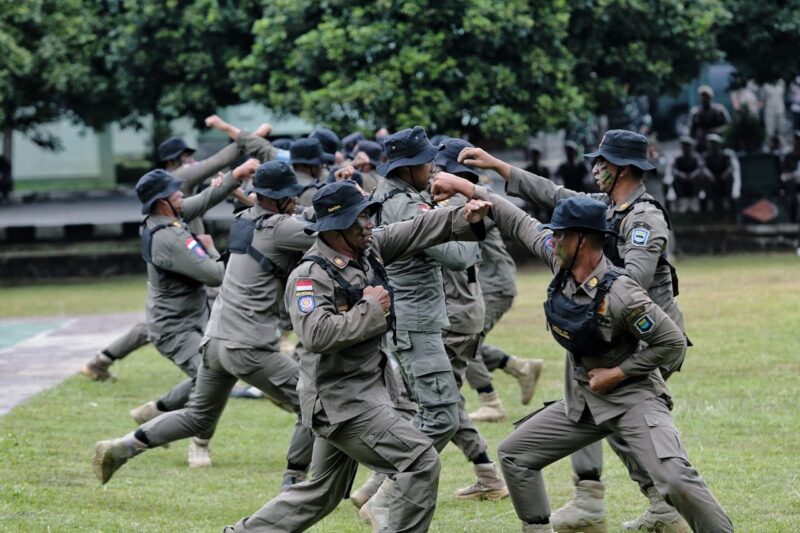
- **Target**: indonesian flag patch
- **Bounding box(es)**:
[295,280,314,296]
[185,237,207,258]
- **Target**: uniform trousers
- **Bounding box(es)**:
[393,330,460,452]
[225,404,440,533]
[497,398,733,533]
[141,338,314,468]
[466,293,514,390]
[442,330,489,461]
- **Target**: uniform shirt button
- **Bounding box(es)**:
[368,434,375,440]
[653,419,660,425]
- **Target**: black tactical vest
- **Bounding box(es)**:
[603,196,680,296]
[301,253,396,340]
[228,213,287,279]
[543,267,633,364]
[141,219,204,288]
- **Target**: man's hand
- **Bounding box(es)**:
[463,199,492,224]
[363,285,391,314]
[205,114,240,140]
[351,151,371,170]
[254,123,273,138]
[431,172,475,202]
[210,172,224,188]
[334,165,357,181]
[196,233,215,252]
[588,367,627,394]
[233,158,260,181]
[204,114,224,129]
[458,147,512,180]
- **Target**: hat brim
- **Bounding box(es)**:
[248,183,306,200]
[304,198,381,235]
[140,178,183,214]
[377,144,441,177]
[584,149,655,171]
[540,221,617,237]
[159,147,195,163]
[321,152,336,164]
[291,157,325,166]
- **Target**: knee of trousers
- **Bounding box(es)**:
[651,458,703,503]
[423,402,459,444]
[498,436,546,474]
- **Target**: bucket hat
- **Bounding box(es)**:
[304,181,381,234]
[434,138,479,183]
[290,138,326,166]
[158,137,195,163]
[248,161,305,199]
[378,126,441,177]
[541,196,617,236]
[585,129,655,171]
[136,169,183,214]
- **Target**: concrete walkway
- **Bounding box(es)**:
[0,312,144,415]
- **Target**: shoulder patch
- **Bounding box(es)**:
[625,305,647,322]
[631,220,652,231]
[633,314,654,334]
[297,295,316,314]
[544,235,554,252]
[185,237,207,257]
[630,228,650,246]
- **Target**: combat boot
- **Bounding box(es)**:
[92,433,146,484]
[622,486,689,532]
[279,468,307,491]
[469,391,507,422]
[80,352,117,382]
[188,437,212,468]
[129,400,163,425]
[455,462,509,500]
[350,472,384,508]
[503,356,543,405]
[550,478,607,533]
[522,523,555,533]
[358,481,391,532]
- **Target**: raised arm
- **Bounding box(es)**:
[181,159,258,221]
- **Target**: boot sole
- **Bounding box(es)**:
[622,519,689,533]
[92,442,124,484]
[455,487,510,501]
[519,360,544,405]
[554,518,608,533]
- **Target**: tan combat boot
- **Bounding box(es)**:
[455,462,509,500]
[469,391,507,422]
[523,523,555,533]
[80,352,117,382]
[550,478,607,533]
[503,356,543,405]
[129,400,163,425]
[358,480,391,532]
[350,472,384,508]
[187,437,212,468]
[92,433,146,484]
[622,486,689,532]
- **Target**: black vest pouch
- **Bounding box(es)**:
[228,214,286,279]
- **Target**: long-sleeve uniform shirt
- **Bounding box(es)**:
[285,206,485,428]
[475,190,686,424]
[505,167,685,369]
[204,204,316,352]
[144,171,240,343]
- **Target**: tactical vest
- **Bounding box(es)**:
[603,196,680,296]
[227,213,287,279]
[301,253,396,340]
[141,219,204,288]
[543,267,634,365]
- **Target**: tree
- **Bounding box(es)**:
[98,0,262,162]
[232,0,584,145]
[717,0,800,85]
[565,0,727,113]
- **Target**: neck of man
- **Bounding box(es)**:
[151,202,178,220]
[610,176,642,205]
[570,248,604,285]
[257,196,279,213]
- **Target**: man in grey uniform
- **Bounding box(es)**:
[290,138,327,207]
[459,131,689,531]
[80,121,273,381]
[224,180,490,532]
[92,161,315,488]
[119,159,258,466]
[433,177,733,533]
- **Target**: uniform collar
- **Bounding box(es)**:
[251,203,277,217]
[295,170,318,186]
[575,256,612,297]
[314,236,361,270]
[611,183,647,212]
[385,175,420,195]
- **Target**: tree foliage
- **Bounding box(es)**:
[717,0,800,85]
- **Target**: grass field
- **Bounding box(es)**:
[1,254,799,532]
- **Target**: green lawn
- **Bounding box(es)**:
[0,254,798,532]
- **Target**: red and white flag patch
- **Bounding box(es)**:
[185,237,207,258]
[295,280,314,295]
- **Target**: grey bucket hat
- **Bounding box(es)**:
[585,130,655,171]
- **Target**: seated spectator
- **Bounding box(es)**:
[704,134,734,217]
[672,136,706,213]
[555,140,594,192]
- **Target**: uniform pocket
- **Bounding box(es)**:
[644,414,688,460]
[358,406,432,472]
[411,371,460,407]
